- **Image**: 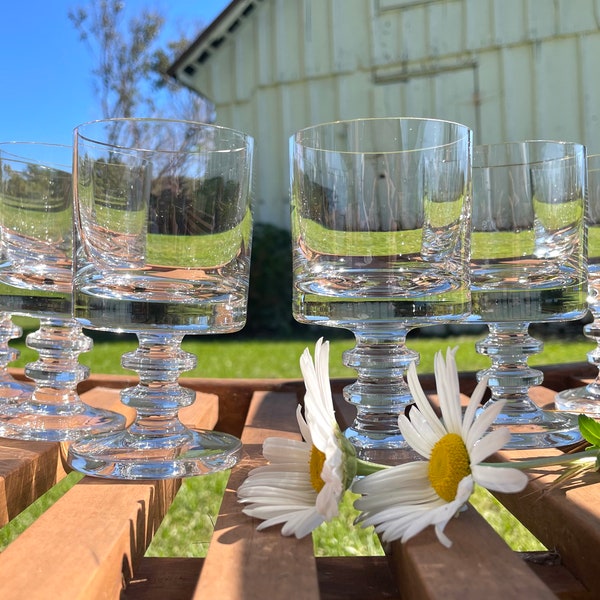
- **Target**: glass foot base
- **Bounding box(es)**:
[344,428,423,465]
[554,386,600,415]
[0,402,126,441]
[0,379,34,405]
[484,407,582,449]
[67,428,243,479]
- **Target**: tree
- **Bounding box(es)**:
[68,0,213,132]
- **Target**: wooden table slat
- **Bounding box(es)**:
[193,390,321,600]
[389,503,558,600]
[0,438,66,525]
[493,447,600,594]
[0,477,181,599]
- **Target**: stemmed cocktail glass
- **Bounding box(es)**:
[470,141,587,448]
[0,142,126,440]
[290,117,472,464]
[67,118,252,479]
[555,154,600,414]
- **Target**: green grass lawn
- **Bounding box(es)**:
[1,320,588,556]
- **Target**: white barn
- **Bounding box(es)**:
[169,0,600,229]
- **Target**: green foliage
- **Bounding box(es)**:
[69,0,211,123]
[578,414,600,447]
[0,472,83,552]
[147,471,229,557]
[313,491,383,556]
[469,486,545,552]
[243,223,298,338]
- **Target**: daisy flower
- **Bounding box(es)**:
[237,338,357,538]
[353,347,529,548]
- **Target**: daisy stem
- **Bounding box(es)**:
[356,458,389,476]
[481,448,599,470]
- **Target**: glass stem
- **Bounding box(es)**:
[580,309,600,396]
[120,332,197,439]
[342,330,419,462]
[0,312,33,394]
[24,318,93,411]
[476,322,543,413]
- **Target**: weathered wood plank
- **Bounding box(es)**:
[317,556,400,599]
[0,477,181,600]
[121,556,204,600]
[0,386,220,600]
[0,386,219,527]
[193,390,321,600]
[493,445,600,595]
[0,438,66,525]
[388,505,557,599]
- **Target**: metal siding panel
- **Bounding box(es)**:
[524,0,556,39]
[254,88,287,227]
[492,0,527,45]
[498,45,535,142]
[306,78,338,125]
[465,0,495,50]
[234,19,257,101]
[371,11,394,66]
[176,0,600,231]
[557,0,598,35]
[532,37,581,141]
[400,77,435,117]
[232,102,255,139]
[337,72,374,119]
[210,43,235,103]
[579,33,600,152]
[400,4,428,61]
[256,0,275,86]
[273,0,302,82]
[427,0,465,56]
[281,82,311,143]
[475,50,505,144]
[372,81,404,117]
[331,0,372,71]
[303,0,334,77]
[431,68,478,131]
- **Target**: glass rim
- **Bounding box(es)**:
[474,140,586,168]
[291,116,472,154]
[0,141,72,170]
[74,117,254,153]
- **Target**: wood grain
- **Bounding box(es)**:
[193,390,321,600]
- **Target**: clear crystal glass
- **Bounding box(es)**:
[0,142,125,440]
[67,118,252,479]
[555,153,600,414]
[469,141,587,448]
[291,117,472,464]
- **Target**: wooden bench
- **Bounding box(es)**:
[0,364,598,599]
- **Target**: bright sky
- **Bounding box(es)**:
[0,0,230,146]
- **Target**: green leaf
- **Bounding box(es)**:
[578,414,600,447]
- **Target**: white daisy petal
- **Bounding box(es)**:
[295,405,313,444]
[353,351,527,549]
[466,399,507,448]
[461,377,489,437]
[472,464,528,493]
[407,362,447,437]
[237,339,351,538]
[399,414,437,459]
[469,427,510,463]
[437,349,463,434]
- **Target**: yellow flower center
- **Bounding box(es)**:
[309,445,326,492]
[428,433,471,502]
